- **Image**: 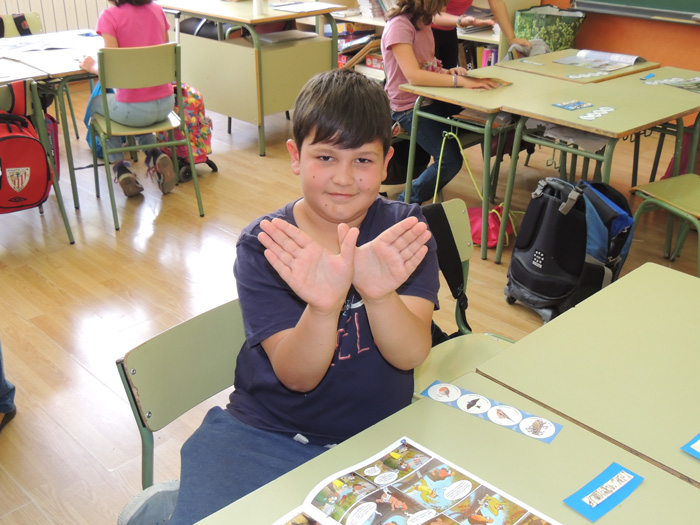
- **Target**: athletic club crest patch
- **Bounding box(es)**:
[7,167,30,192]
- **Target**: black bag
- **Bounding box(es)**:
[385,139,431,186]
[504,177,634,322]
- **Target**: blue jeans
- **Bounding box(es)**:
[88,94,174,164]
[393,100,464,204]
[168,407,327,524]
[0,340,16,414]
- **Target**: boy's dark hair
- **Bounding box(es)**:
[293,68,393,156]
[113,0,152,6]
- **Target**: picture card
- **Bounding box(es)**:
[681,431,700,460]
[553,100,594,111]
[564,463,643,522]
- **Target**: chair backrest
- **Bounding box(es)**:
[116,299,245,488]
[98,42,179,91]
[422,198,474,335]
[0,12,43,37]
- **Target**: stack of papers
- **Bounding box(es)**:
[456,5,494,35]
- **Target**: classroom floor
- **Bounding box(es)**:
[0,82,696,524]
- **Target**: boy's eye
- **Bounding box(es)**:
[356,158,372,164]
[317,155,333,162]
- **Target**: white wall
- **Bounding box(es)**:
[0,0,107,32]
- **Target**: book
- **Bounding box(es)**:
[271,437,560,525]
[553,49,646,72]
[456,5,494,35]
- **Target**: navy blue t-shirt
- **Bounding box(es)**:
[227,197,439,445]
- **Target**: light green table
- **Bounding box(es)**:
[159,0,342,156]
[493,73,700,263]
[198,372,700,523]
[478,263,700,488]
[496,48,659,84]
[400,66,574,260]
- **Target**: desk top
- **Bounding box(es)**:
[500,76,700,138]
[478,263,700,488]
[399,65,574,114]
[159,0,344,25]
[199,372,700,524]
[496,48,659,84]
[0,30,103,79]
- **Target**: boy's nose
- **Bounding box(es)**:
[332,163,354,185]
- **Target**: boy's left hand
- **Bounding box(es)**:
[350,216,431,301]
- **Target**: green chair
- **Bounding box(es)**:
[0,80,74,244]
[89,43,204,231]
[631,173,700,277]
[415,198,512,395]
[116,299,245,490]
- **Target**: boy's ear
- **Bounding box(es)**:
[381,146,395,183]
[286,139,301,175]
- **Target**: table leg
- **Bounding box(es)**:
[403,97,423,203]
[671,118,685,178]
[687,113,699,174]
[54,78,81,209]
[495,118,525,265]
[480,116,495,260]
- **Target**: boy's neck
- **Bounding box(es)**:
[293,199,353,252]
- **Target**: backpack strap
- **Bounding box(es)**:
[13,14,32,36]
[421,202,471,333]
[6,80,28,116]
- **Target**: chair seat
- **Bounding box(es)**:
[632,173,700,218]
[91,111,180,137]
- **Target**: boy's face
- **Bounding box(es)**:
[287,135,394,229]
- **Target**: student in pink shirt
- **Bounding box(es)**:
[382,0,497,204]
[79,0,176,198]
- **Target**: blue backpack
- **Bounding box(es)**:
[505,177,634,323]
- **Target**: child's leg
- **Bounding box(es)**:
[139,135,177,195]
[394,101,464,204]
[168,407,326,525]
[0,341,16,414]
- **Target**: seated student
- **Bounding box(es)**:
[162,68,440,524]
[382,0,498,204]
[431,0,531,69]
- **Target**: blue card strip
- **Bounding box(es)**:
[564,463,643,522]
[420,380,563,443]
[681,431,700,460]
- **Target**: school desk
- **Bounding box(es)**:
[0,30,103,210]
[495,48,660,84]
[158,0,343,157]
[602,66,700,186]
[399,66,574,260]
[196,372,700,524]
[477,263,700,489]
[491,73,700,263]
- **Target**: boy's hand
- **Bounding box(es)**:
[351,216,431,301]
[258,219,357,314]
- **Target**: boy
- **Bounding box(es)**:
[168,68,439,524]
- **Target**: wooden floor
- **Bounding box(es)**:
[0,82,696,524]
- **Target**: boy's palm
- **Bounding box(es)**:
[259,219,356,312]
[353,217,431,300]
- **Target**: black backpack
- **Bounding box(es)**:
[504,177,634,322]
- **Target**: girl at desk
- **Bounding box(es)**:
[382,0,497,204]
[432,0,530,70]
[78,0,176,198]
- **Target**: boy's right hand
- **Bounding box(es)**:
[258,218,357,314]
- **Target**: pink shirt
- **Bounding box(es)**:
[431,0,474,32]
[96,3,172,103]
[381,15,440,112]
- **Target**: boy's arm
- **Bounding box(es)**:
[257,218,357,392]
[352,217,435,370]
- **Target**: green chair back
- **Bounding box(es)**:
[116,299,245,489]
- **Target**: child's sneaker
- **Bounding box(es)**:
[115,164,144,198]
[117,479,179,525]
[147,151,177,195]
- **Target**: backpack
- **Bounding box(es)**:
[0,112,53,213]
[157,83,213,164]
[504,177,634,322]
